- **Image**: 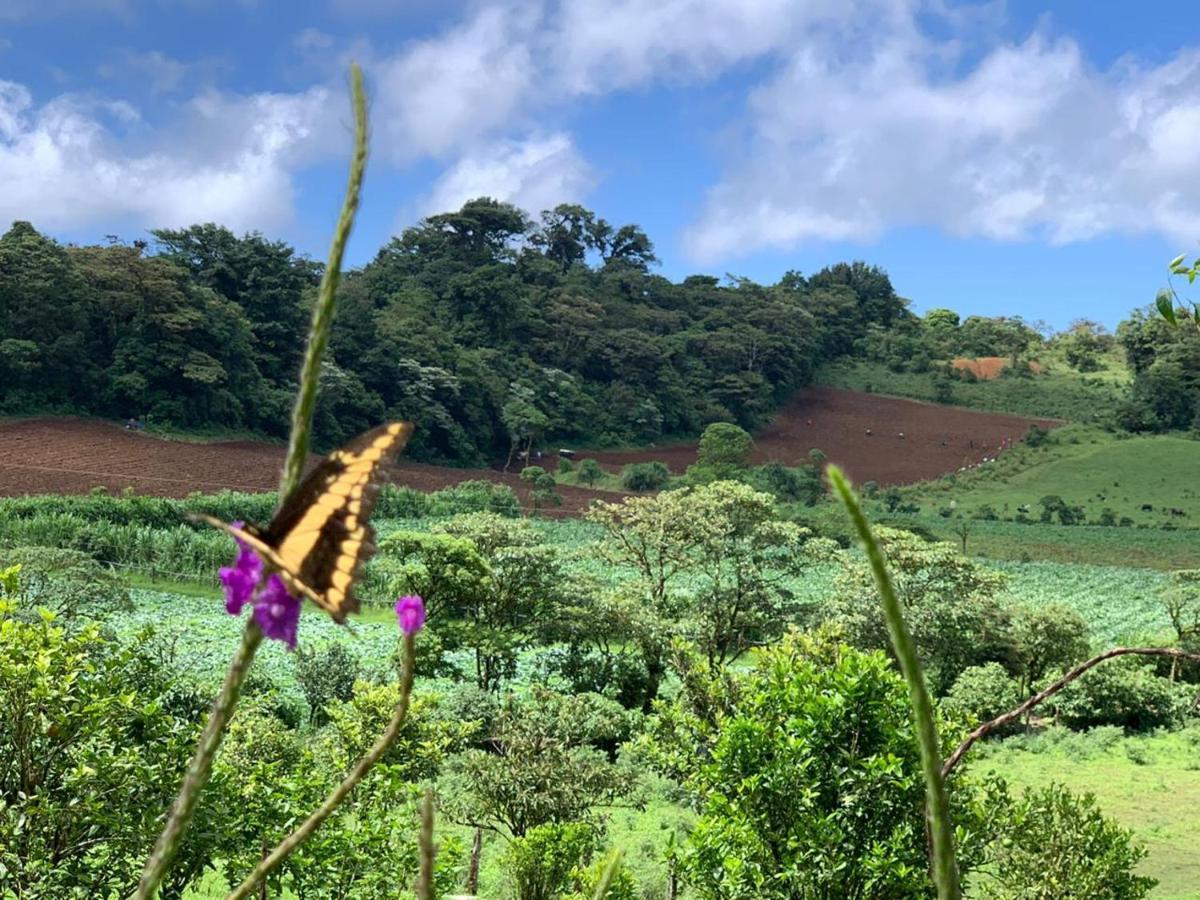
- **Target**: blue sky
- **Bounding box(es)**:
[2,1,1199,329]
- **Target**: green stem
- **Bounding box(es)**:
[136,63,370,900]
[416,787,436,900]
[827,465,961,899]
[280,63,369,498]
[590,849,625,900]
[227,633,416,900]
[136,619,263,899]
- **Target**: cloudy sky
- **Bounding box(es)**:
[2,0,1198,327]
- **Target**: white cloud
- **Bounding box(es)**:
[546,0,857,95]
[421,132,594,216]
[0,80,337,233]
[370,3,541,163]
[684,23,1200,261]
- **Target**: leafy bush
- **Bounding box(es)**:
[620,461,670,492]
[576,459,604,485]
[294,641,361,725]
[567,852,639,900]
[982,783,1156,898]
[943,663,1022,730]
[504,822,597,900]
[657,631,990,898]
[0,545,131,620]
[696,422,753,468]
[0,604,208,896]
[1053,656,1192,732]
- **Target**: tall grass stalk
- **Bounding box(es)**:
[227,632,417,899]
[135,63,369,899]
[827,464,961,899]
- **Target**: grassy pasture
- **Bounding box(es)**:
[981,728,1200,899]
[819,359,1125,423]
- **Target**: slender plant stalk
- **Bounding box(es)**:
[281,63,369,498]
[943,646,1200,777]
[136,63,370,900]
[416,788,437,900]
[227,633,416,900]
[827,465,961,900]
[136,618,263,899]
[590,849,624,900]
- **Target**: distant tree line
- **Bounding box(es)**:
[2,200,1195,461]
[0,201,909,463]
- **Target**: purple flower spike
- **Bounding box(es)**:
[220,522,263,615]
[254,573,301,650]
[394,595,426,636]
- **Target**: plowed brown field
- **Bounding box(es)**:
[582,386,1060,486]
[0,388,1061,511]
[0,418,619,515]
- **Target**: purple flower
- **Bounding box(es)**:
[254,573,301,650]
[394,595,426,636]
[219,522,262,615]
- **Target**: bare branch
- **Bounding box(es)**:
[942,646,1200,778]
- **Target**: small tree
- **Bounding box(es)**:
[521,466,563,513]
[1161,570,1200,679]
[825,526,1016,693]
[620,461,670,492]
[651,630,990,899]
[983,784,1155,898]
[696,422,753,468]
[454,688,634,839]
[576,458,603,486]
[381,514,563,691]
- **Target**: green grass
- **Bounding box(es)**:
[980,728,1200,899]
[818,359,1125,423]
[906,428,1200,527]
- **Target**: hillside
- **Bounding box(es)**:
[582,386,1058,485]
[905,426,1200,527]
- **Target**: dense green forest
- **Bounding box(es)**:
[5,201,1192,465]
[1,203,904,463]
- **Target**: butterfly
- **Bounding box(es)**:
[194,421,413,623]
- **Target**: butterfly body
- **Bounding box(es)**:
[196,421,413,623]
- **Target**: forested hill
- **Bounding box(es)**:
[0,200,909,465]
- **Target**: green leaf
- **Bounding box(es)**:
[1156,291,1178,325]
[1169,254,1186,269]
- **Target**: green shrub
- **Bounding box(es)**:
[620,461,670,492]
[567,852,639,900]
[982,783,1155,898]
[661,632,989,898]
[0,604,209,896]
[943,663,1022,731]
[576,459,604,486]
[0,546,131,620]
[294,641,360,725]
[504,822,597,900]
[697,422,753,468]
[1053,657,1191,732]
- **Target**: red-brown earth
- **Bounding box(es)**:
[0,387,1061,511]
[0,417,616,515]
[581,386,1060,486]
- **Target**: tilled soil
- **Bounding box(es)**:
[579,385,1061,486]
[0,418,620,515]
